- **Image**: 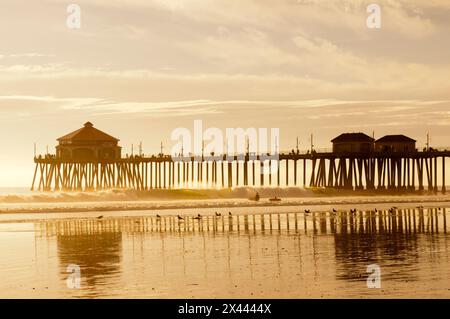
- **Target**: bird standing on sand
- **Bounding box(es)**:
[215,212,221,217]
[156,214,161,218]
[178,215,184,220]
[332,209,338,213]
[304,209,311,214]
[97,215,104,220]
[229,212,232,216]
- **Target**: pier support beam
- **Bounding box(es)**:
[443,156,446,194]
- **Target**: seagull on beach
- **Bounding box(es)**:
[229,212,232,216]
[304,209,311,214]
[332,209,338,213]
[156,214,161,218]
[177,215,184,221]
[215,212,221,217]
[97,215,104,220]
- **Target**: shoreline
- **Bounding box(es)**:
[1,194,450,216]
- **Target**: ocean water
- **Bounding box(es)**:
[0,206,449,299]
[0,187,31,195]
[2,184,450,217]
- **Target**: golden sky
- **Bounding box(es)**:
[1,0,450,186]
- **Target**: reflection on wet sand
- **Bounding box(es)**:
[56,231,122,297]
[27,208,450,298]
[37,208,447,235]
[38,207,447,235]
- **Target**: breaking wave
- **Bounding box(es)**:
[0,187,316,205]
[1,187,450,215]
[0,187,439,204]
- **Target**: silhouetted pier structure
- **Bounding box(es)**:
[31,124,450,193]
[32,151,450,193]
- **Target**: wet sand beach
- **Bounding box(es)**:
[0,203,449,299]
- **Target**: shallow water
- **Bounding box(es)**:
[0,207,449,298]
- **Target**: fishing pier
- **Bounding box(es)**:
[31,123,449,193]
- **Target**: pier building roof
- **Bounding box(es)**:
[375,135,416,143]
[57,122,119,143]
[331,133,374,143]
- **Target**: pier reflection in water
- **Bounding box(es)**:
[25,208,450,298]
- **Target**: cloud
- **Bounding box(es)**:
[0,60,449,104]
[0,1,448,116]
[5,53,56,58]
[0,95,223,118]
[1,1,449,93]
[1,95,448,122]
[63,99,223,117]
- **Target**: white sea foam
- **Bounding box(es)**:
[1,187,314,203]
[0,187,450,215]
